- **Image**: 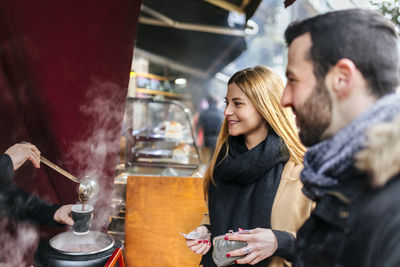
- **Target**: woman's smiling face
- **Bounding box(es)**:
[224,83,267,140]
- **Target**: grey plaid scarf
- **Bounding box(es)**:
[301,93,400,200]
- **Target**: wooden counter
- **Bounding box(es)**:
[125,176,207,267]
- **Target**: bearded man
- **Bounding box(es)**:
[281,8,400,267]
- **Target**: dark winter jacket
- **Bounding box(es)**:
[0,154,62,225]
[294,114,400,267]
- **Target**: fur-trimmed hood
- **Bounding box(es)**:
[356,113,400,188]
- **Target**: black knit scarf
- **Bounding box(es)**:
[202,131,289,267]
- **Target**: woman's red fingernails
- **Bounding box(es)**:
[238,227,244,231]
[226,253,231,258]
[203,240,208,243]
[198,240,202,244]
[208,242,211,246]
[234,260,238,264]
[224,236,229,240]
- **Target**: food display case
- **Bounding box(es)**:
[121,97,203,177]
[108,97,206,243]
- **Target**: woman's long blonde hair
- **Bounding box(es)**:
[204,65,305,200]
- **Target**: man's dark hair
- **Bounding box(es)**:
[285,8,399,97]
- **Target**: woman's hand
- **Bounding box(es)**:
[53,204,74,225]
[5,143,41,170]
[185,226,211,255]
[225,228,277,265]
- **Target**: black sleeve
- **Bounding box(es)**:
[0,154,63,226]
[0,154,14,183]
[0,183,63,226]
[272,230,295,262]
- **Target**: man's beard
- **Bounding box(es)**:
[296,80,332,147]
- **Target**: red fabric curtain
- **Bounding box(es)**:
[0,0,141,254]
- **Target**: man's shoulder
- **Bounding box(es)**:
[343,174,400,267]
[352,174,400,233]
[366,173,400,210]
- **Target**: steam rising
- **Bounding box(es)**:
[65,79,126,231]
[0,219,38,265]
[0,187,43,265]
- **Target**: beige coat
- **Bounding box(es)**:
[201,160,313,267]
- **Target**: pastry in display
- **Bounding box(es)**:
[165,121,183,139]
[172,143,191,164]
[153,121,184,139]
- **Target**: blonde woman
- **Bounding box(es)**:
[185,66,312,267]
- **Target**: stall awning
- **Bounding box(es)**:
[135,0,264,78]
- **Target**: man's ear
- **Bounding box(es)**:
[330,58,357,100]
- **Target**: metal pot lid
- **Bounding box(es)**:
[49,231,114,256]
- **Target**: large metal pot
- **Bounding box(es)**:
[34,231,122,267]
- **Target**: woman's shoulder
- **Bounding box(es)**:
[281,160,303,182]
